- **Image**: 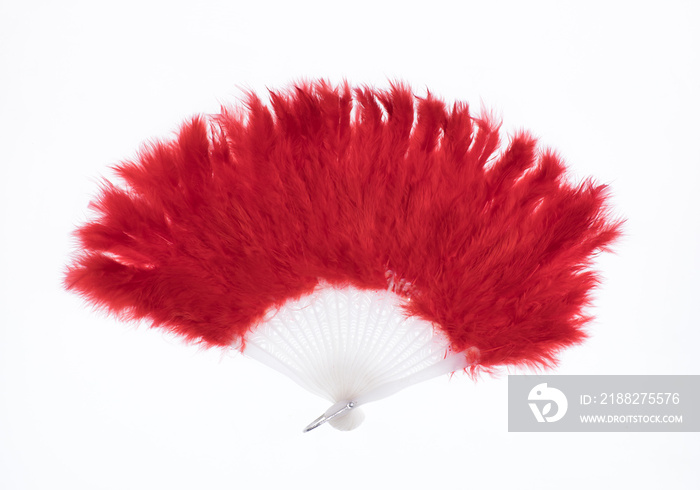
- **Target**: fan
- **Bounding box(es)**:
[65,80,621,431]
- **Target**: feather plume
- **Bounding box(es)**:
[65,80,621,374]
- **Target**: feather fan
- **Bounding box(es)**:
[65,80,621,431]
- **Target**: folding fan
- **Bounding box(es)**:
[65,80,621,431]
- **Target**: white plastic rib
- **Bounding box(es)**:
[241,285,470,430]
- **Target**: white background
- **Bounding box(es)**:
[1,1,699,488]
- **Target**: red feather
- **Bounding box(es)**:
[65,80,621,371]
